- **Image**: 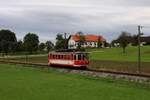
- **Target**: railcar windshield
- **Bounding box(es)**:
[83,54,89,60]
[74,53,89,60]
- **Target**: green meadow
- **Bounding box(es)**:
[88,46,150,62]
[0,64,150,100]
[0,46,150,73]
[1,46,150,63]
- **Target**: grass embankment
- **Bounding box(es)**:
[0,64,150,100]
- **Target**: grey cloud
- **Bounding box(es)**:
[0,0,150,42]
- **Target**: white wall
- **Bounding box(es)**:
[68,36,102,48]
[68,37,76,49]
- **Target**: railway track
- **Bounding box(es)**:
[0,60,150,84]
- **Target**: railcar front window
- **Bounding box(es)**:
[78,54,81,60]
[83,54,85,60]
[83,54,89,60]
[85,54,89,60]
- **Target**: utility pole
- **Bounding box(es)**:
[64,33,67,49]
[137,25,142,73]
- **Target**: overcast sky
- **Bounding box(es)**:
[0,0,150,42]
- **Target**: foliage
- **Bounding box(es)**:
[117,32,131,53]
[15,40,24,52]
[39,42,46,52]
[98,38,102,48]
[0,29,17,55]
[132,35,138,46]
[55,34,65,49]
[77,31,85,49]
[23,33,39,54]
[45,41,54,52]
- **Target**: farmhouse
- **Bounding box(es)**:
[68,34,106,49]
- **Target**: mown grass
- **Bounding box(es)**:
[0,64,150,100]
[87,46,150,62]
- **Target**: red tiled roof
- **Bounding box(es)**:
[72,34,106,42]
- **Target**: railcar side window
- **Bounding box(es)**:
[58,55,60,59]
[74,55,76,60]
[56,55,57,59]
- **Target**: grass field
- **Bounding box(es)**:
[0,64,150,100]
[0,46,150,74]
[1,46,149,62]
[87,46,150,62]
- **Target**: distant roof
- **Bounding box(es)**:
[71,34,106,42]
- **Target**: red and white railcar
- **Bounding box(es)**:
[48,51,89,68]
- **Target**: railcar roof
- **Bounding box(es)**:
[49,51,88,54]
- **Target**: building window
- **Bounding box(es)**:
[84,42,87,45]
[90,42,92,45]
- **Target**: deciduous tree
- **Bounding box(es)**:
[55,34,65,49]
[117,32,131,53]
[23,33,39,54]
[46,41,54,52]
[77,31,85,50]
[0,29,17,55]
[39,42,46,52]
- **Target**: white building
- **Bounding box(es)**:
[68,34,106,49]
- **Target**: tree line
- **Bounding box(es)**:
[111,31,150,53]
[0,29,104,56]
[2,29,148,55]
[0,29,83,56]
[0,29,54,56]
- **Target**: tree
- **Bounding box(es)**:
[117,32,131,53]
[0,29,17,55]
[46,41,54,52]
[55,34,65,49]
[77,31,85,49]
[39,42,46,52]
[16,40,24,52]
[23,33,39,54]
[132,35,138,46]
[98,36,102,48]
